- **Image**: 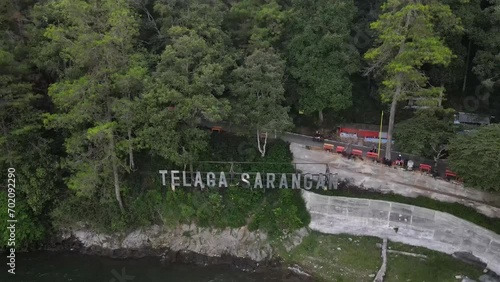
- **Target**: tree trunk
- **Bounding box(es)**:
[262,132,268,157]
[127,127,134,171]
[438,83,444,107]
[385,84,401,160]
[256,130,268,157]
[190,162,194,189]
[256,129,261,156]
[383,9,411,161]
[433,148,444,175]
[106,96,125,213]
[462,39,472,93]
[110,133,125,213]
[318,109,324,123]
[383,11,412,161]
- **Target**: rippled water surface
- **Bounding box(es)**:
[1,252,300,282]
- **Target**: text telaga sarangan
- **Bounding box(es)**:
[159,170,338,190]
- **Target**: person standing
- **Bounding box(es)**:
[396,154,403,166]
[407,160,414,170]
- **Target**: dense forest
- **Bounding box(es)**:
[1,0,499,249]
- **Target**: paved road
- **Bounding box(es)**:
[201,120,451,179]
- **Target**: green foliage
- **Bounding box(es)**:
[364,0,461,159]
[386,242,484,281]
[0,8,41,167]
[154,0,229,44]
[286,0,359,118]
[468,0,500,117]
[282,233,382,282]
[471,0,500,83]
[282,232,483,282]
[427,0,481,92]
[36,0,147,211]
[364,0,460,103]
[0,0,63,249]
[197,132,296,172]
[225,0,287,50]
[136,0,233,165]
[230,48,292,137]
[51,196,129,233]
[0,42,61,218]
[0,193,46,250]
[2,0,500,252]
[448,124,500,191]
[249,189,310,236]
[394,109,456,159]
[52,134,309,236]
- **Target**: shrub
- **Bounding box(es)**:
[53,133,310,237]
[0,193,46,250]
[448,124,500,191]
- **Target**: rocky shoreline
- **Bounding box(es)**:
[43,234,277,270]
[38,223,314,281]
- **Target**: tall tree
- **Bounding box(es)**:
[471,0,500,115]
[428,0,482,96]
[0,45,60,217]
[39,0,147,213]
[137,0,233,165]
[230,48,292,157]
[286,0,360,123]
[364,0,460,160]
[0,0,61,248]
[225,0,287,51]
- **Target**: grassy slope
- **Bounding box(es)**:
[283,232,484,282]
[385,242,484,282]
[282,232,381,282]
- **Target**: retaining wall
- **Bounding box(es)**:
[302,191,500,274]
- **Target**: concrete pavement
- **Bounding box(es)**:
[290,142,500,218]
[302,190,500,275]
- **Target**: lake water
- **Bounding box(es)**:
[1,252,305,282]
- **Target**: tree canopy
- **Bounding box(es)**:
[136,1,233,165]
[230,48,292,156]
[1,0,500,249]
[448,124,500,191]
[364,0,460,159]
[286,0,359,122]
[394,109,455,160]
[39,0,147,212]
